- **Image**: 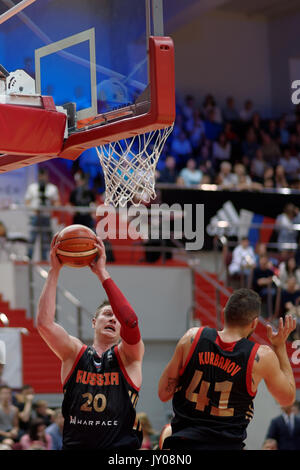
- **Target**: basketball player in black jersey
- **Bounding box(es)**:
[158,288,296,450]
[37,234,144,450]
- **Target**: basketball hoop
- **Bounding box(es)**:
[96,124,173,207]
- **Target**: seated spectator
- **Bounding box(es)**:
[250,148,268,183]
[212,133,231,167]
[275,203,298,249]
[32,400,54,427]
[222,96,239,122]
[202,94,223,123]
[267,119,280,141]
[177,158,203,186]
[274,164,288,189]
[278,257,300,287]
[260,132,281,167]
[224,122,239,143]
[242,127,260,161]
[288,133,300,157]
[240,99,254,122]
[171,113,184,139]
[262,166,275,188]
[170,131,193,167]
[232,163,262,191]
[181,94,196,121]
[203,109,223,142]
[228,237,256,280]
[254,242,278,269]
[280,275,300,320]
[45,408,64,450]
[0,385,19,447]
[251,112,263,141]
[216,161,236,189]
[198,142,215,181]
[252,255,277,314]
[279,148,300,183]
[157,155,178,184]
[12,384,35,438]
[19,418,52,450]
[188,114,206,153]
[278,116,290,146]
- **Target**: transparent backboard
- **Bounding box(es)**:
[0,0,164,133]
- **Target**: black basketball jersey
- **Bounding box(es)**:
[171,327,260,449]
[61,344,142,450]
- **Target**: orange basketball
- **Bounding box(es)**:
[56,224,98,268]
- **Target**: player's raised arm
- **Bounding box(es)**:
[89,237,144,362]
[36,234,82,363]
[255,314,296,407]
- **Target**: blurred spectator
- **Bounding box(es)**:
[177,158,203,187]
[251,112,263,141]
[24,167,60,261]
[203,109,222,142]
[260,132,281,167]
[279,148,300,183]
[278,116,290,146]
[274,165,288,189]
[242,127,260,161]
[278,257,300,287]
[261,438,278,450]
[32,400,54,427]
[12,384,35,438]
[0,385,19,446]
[19,418,52,450]
[157,155,178,184]
[280,275,300,321]
[222,96,239,122]
[254,242,278,269]
[170,131,193,167]
[288,133,300,157]
[188,114,206,153]
[136,412,158,450]
[275,203,298,248]
[202,94,223,123]
[45,408,64,450]
[232,163,262,191]
[69,170,96,229]
[252,254,277,313]
[239,99,254,122]
[265,404,300,450]
[267,119,279,141]
[181,94,196,121]
[216,161,236,189]
[212,133,231,166]
[228,237,256,280]
[250,148,268,183]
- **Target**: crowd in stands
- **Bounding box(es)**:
[0,384,64,450]
[152,94,300,192]
[227,233,300,336]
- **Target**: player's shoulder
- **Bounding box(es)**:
[255,344,277,368]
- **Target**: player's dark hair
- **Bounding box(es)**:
[94,300,110,319]
[224,288,261,327]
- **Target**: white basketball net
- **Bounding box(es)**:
[95,125,174,207]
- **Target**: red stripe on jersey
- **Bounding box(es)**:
[179,327,204,376]
[246,343,260,397]
[215,334,237,351]
[62,344,87,389]
[114,345,140,392]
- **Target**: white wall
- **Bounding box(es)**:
[167,10,272,117]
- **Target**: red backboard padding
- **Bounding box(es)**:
[0,102,66,156]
